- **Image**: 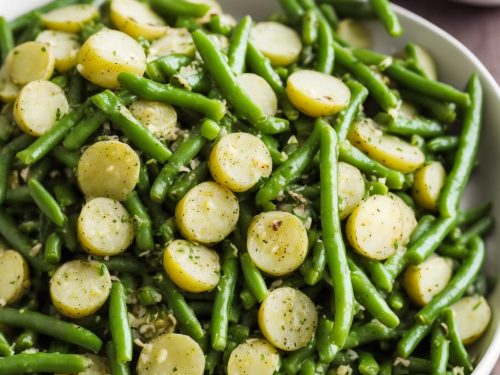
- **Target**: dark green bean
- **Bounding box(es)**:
[457,202,492,226]
[319,4,338,27]
[28,178,66,227]
[369,0,402,36]
[147,54,193,82]
[168,161,209,201]
[14,330,37,352]
[279,0,305,24]
[358,351,380,375]
[240,252,268,303]
[357,256,393,293]
[397,322,432,358]
[103,256,145,275]
[124,192,154,252]
[375,112,444,138]
[106,341,131,375]
[109,282,133,363]
[282,339,316,375]
[53,184,77,207]
[68,69,85,106]
[228,16,252,75]
[456,216,493,246]
[427,136,459,153]
[335,80,369,140]
[246,41,285,96]
[0,353,86,374]
[300,239,326,286]
[44,232,62,264]
[209,14,233,36]
[400,89,457,124]
[344,319,401,349]
[0,16,14,61]
[316,316,337,364]
[0,331,13,357]
[430,321,450,375]
[302,9,319,45]
[443,308,473,373]
[150,0,210,18]
[5,186,33,204]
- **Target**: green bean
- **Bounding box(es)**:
[316,316,338,364]
[240,252,268,303]
[439,75,483,217]
[358,351,380,375]
[209,14,233,36]
[400,89,457,124]
[137,285,162,306]
[28,158,52,182]
[246,41,285,96]
[28,178,66,227]
[344,319,401,349]
[427,136,459,153]
[0,17,14,61]
[44,232,62,264]
[106,341,131,375]
[237,123,287,166]
[123,192,154,252]
[240,287,257,310]
[51,74,69,88]
[282,338,316,375]
[168,161,209,201]
[0,115,13,142]
[365,180,389,196]
[48,339,69,354]
[330,0,375,19]
[300,239,326,286]
[9,0,78,32]
[319,4,338,27]
[80,22,105,42]
[302,9,319,46]
[375,112,444,138]
[103,256,145,275]
[457,202,492,226]
[68,69,85,106]
[442,308,473,373]
[0,353,86,374]
[148,54,193,82]
[369,0,402,37]
[298,359,316,375]
[150,0,210,18]
[5,186,33,204]
[228,16,252,75]
[430,321,450,375]
[279,0,305,24]
[14,330,37,351]
[335,80,369,140]
[455,216,493,246]
[396,322,432,358]
[357,256,393,293]
[15,13,42,44]
[158,217,176,244]
[54,184,77,207]
[0,331,13,357]
[388,288,406,311]
[379,361,392,375]
[200,119,221,140]
[109,282,133,363]
[58,213,78,252]
[437,243,468,259]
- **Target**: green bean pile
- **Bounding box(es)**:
[0,0,494,374]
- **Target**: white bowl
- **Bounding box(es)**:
[5,0,500,373]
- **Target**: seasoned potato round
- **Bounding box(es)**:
[137,333,205,375]
[388,193,418,246]
[346,194,403,260]
[41,4,99,32]
[148,28,196,61]
[77,29,146,89]
[57,354,110,375]
[338,162,365,220]
[247,211,308,276]
[129,100,178,141]
[36,30,81,73]
[111,0,167,40]
[251,22,302,67]
[287,70,351,117]
[78,197,134,256]
[5,41,55,85]
[14,80,69,137]
[0,250,30,306]
[258,287,317,351]
[163,239,220,293]
[0,66,21,103]
[227,338,280,375]
[403,255,453,306]
[336,19,372,49]
[77,140,140,201]
[452,295,491,345]
[412,161,446,211]
[237,73,278,116]
[50,260,112,318]
[209,132,272,193]
[175,181,239,244]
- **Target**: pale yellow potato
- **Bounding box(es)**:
[176,181,239,244]
[452,296,492,345]
[209,132,272,192]
[403,255,453,306]
[251,22,302,67]
[336,18,372,49]
[258,287,317,351]
[410,44,438,80]
[388,193,418,246]
[191,0,223,24]
[42,4,99,32]
[237,73,278,116]
[163,239,220,293]
[338,162,365,220]
[346,194,403,260]
[148,28,196,61]
[412,161,447,211]
[5,41,55,85]
[36,30,81,73]
[0,65,21,103]
[77,140,140,201]
[287,70,351,117]
[137,333,205,375]
[129,100,178,141]
[227,338,280,375]
[399,101,419,119]
[14,80,69,137]
[50,260,112,318]
[111,0,167,40]
[57,355,110,375]
[247,211,308,276]
[77,29,146,89]
[0,250,30,306]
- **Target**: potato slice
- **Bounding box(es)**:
[163,239,220,293]
[14,80,69,137]
[0,65,21,103]
[57,355,110,375]
[452,295,491,345]
[237,73,278,116]
[412,161,446,211]
[247,211,308,276]
[41,4,99,32]
[176,181,239,244]
[191,0,223,24]
[129,100,178,141]
[137,333,205,375]
[0,250,30,306]
[346,194,403,260]
[77,140,140,201]
[251,22,302,67]
[258,287,317,351]
[36,30,81,73]
[5,41,55,85]
[227,338,280,375]
[336,19,372,49]
[209,132,272,193]
[78,197,134,257]
[407,44,438,81]
[388,193,417,246]
[50,260,112,318]
[349,118,425,173]
[111,0,167,40]
[338,162,365,220]
[287,70,351,117]
[403,254,453,306]
[77,29,146,89]
[148,28,196,61]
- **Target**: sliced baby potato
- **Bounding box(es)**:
[111,0,168,40]
[78,197,134,257]
[50,260,112,318]
[399,101,419,119]
[41,4,99,32]
[163,239,220,293]
[129,100,179,141]
[0,250,30,306]
[227,338,280,375]
[5,41,55,85]
[287,70,351,117]
[412,161,446,211]
[137,333,205,375]
[14,80,69,137]
[0,65,21,103]
[258,287,317,351]
[77,140,140,201]
[77,29,147,89]
[237,73,278,116]
[175,181,239,244]
[247,211,308,276]
[407,44,438,81]
[57,354,110,375]
[148,28,196,61]
[346,194,403,260]
[338,162,365,220]
[452,295,491,345]
[336,18,372,49]
[209,132,273,193]
[36,30,81,73]
[388,193,418,246]
[251,22,302,67]
[348,118,425,173]
[403,254,453,306]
